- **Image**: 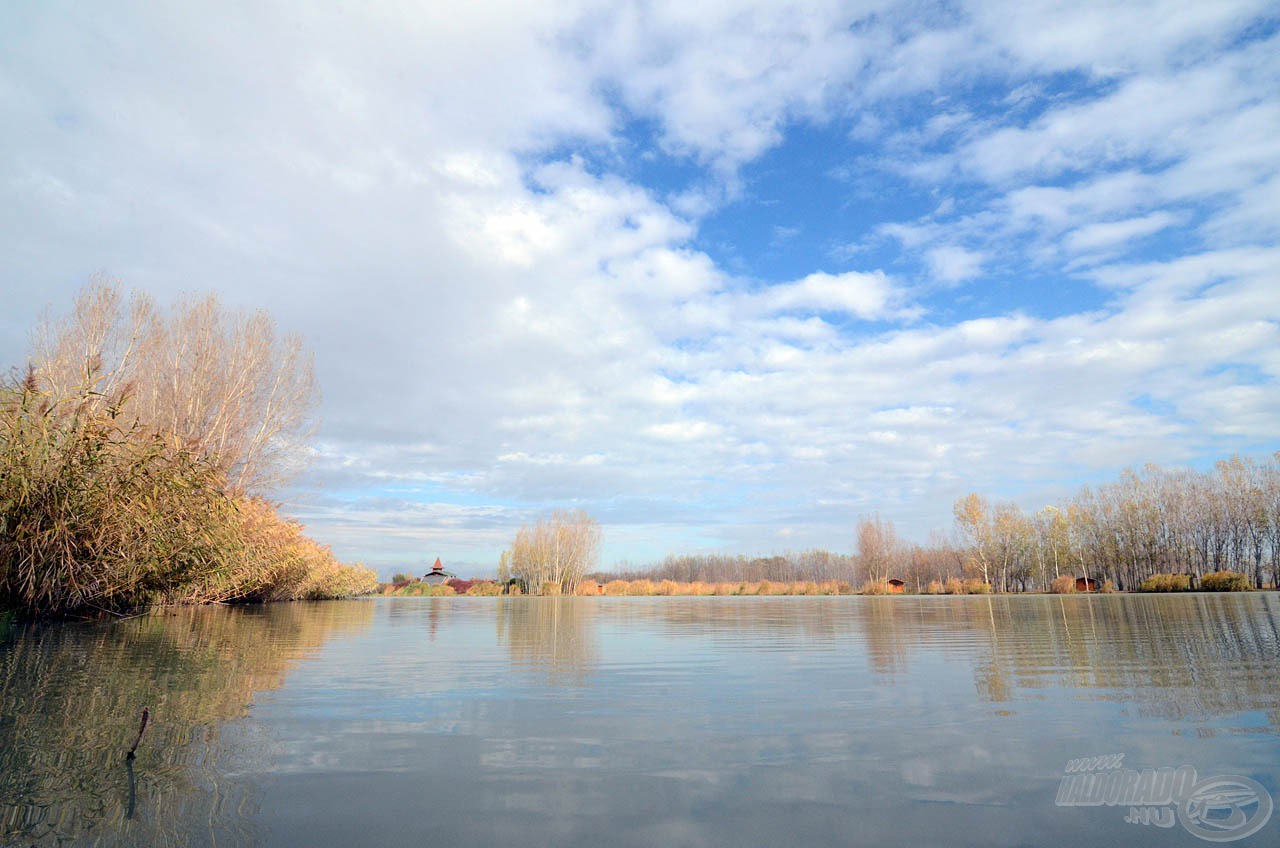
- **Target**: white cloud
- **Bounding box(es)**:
[925,246,985,284]
[758,270,905,320]
[1064,211,1183,253]
[1,1,1277,574]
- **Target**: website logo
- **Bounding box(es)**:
[1056,754,1273,842]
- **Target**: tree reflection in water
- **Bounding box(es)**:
[496,597,599,684]
[647,594,1280,728]
[0,601,374,847]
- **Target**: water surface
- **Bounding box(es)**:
[2,595,1277,846]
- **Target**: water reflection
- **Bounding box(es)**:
[496,597,599,683]
[0,601,373,846]
[642,595,1280,727]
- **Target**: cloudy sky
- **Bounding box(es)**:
[3,1,1278,577]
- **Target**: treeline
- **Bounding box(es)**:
[613,455,1280,593]
[0,280,376,617]
[599,550,858,584]
[600,547,969,594]
[952,456,1280,592]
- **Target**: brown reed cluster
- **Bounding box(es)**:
[580,579,855,596]
[0,281,375,616]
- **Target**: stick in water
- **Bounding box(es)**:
[126,707,149,760]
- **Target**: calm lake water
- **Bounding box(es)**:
[2,595,1278,847]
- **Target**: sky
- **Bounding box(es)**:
[2,1,1279,578]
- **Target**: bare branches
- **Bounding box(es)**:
[855,515,900,584]
[28,279,318,495]
[505,509,601,595]
[952,453,1280,591]
[1,279,368,617]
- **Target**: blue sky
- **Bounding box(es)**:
[2,1,1279,577]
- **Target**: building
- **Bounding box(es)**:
[422,557,456,586]
[886,579,906,594]
[1074,576,1099,592]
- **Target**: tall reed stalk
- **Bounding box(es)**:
[1,366,373,617]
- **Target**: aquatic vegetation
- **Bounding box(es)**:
[1200,570,1251,592]
[1049,575,1077,594]
[0,282,375,617]
[554,579,854,596]
[383,582,456,597]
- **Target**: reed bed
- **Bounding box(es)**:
[1200,570,1251,591]
[590,579,856,596]
[0,377,375,617]
[1138,573,1194,592]
[382,582,457,597]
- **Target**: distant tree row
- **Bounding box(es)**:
[602,549,857,584]
[605,455,1280,593]
[951,456,1280,591]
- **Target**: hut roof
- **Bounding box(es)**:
[423,557,456,579]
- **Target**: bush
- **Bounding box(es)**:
[1201,570,1250,592]
[1049,575,1077,594]
[861,580,890,595]
[962,579,991,594]
[1139,573,1192,592]
[924,580,944,595]
[942,577,964,595]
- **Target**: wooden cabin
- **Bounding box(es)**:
[422,557,457,586]
[1074,576,1099,592]
[887,578,906,594]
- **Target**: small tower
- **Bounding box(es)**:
[422,557,456,586]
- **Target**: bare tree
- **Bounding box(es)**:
[855,514,900,584]
[30,278,318,493]
[505,509,601,595]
